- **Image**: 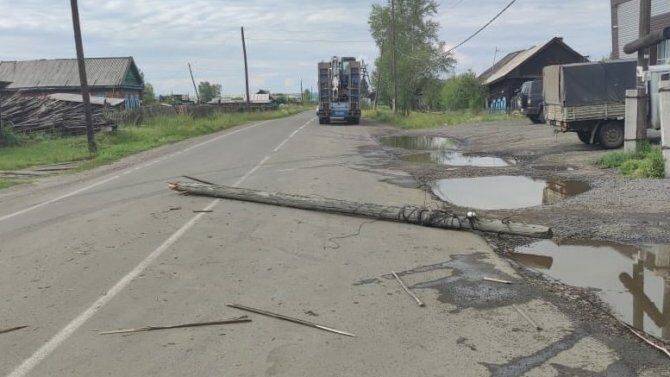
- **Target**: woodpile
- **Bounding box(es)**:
[0,93,114,135]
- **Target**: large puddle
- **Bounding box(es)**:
[402,151,511,167]
[514,240,670,341]
[378,135,457,150]
[432,176,590,209]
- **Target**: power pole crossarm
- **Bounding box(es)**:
[69,0,97,154]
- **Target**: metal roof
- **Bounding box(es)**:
[48,93,126,107]
[478,37,586,86]
[0,57,143,91]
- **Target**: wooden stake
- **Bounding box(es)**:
[227,304,355,337]
[513,304,542,331]
[484,277,512,285]
[0,325,28,335]
[392,271,425,307]
[99,316,251,335]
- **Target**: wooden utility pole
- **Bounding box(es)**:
[300,79,304,104]
[374,45,384,110]
[188,63,200,103]
[241,26,251,110]
[625,0,652,152]
[69,0,96,153]
[390,0,398,114]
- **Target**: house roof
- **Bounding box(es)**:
[478,37,586,86]
[0,57,144,91]
[48,92,126,107]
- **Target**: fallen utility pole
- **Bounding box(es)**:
[227,304,355,337]
[69,0,97,153]
[241,26,251,111]
[99,316,250,335]
[168,182,552,238]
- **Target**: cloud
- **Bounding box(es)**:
[0,0,611,94]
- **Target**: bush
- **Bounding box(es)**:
[0,127,23,147]
[440,71,486,112]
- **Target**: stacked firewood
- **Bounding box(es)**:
[0,94,114,135]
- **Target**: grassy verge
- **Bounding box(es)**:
[363,108,521,129]
[0,105,307,174]
[597,143,665,178]
[0,179,24,190]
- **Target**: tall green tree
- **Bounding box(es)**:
[198,81,222,103]
[142,82,157,105]
[368,0,455,114]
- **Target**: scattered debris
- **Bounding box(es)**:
[392,271,425,307]
[169,182,552,238]
[99,316,251,335]
[193,210,214,213]
[512,304,543,331]
[304,310,319,317]
[0,325,28,335]
[227,303,355,337]
[167,206,182,211]
[484,277,512,285]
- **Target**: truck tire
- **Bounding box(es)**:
[577,130,593,145]
[598,121,624,149]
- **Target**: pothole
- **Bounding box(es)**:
[513,240,670,341]
[378,135,457,150]
[431,176,590,209]
[402,151,512,167]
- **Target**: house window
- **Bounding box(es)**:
[658,40,670,65]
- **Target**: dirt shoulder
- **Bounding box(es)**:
[366,118,670,245]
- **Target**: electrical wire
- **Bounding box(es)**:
[445,0,519,54]
[246,38,370,43]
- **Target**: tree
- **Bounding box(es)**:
[142,82,157,105]
[441,71,486,111]
[198,81,222,103]
[368,0,455,114]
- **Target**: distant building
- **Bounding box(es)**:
[159,94,194,105]
[611,0,670,65]
[478,37,587,111]
[0,57,144,109]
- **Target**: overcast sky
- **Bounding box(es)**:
[0,0,611,96]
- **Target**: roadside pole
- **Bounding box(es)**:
[69,0,97,154]
[390,0,398,114]
[241,26,251,111]
[658,80,670,178]
[188,63,200,103]
[625,0,651,152]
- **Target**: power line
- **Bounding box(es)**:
[445,0,519,54]
[246,38,370,43]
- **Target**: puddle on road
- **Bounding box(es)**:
[431,176,590,209]
[514,240,670,341]
[402,151,511,167]
[378,135,457,150]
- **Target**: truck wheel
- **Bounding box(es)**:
[577,130,592,145]
[598,121,624,149]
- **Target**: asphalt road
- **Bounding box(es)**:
[0,112,667,376]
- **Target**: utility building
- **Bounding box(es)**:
[0,57,144,109]
[611,0,670,64]
[478,37,587,112]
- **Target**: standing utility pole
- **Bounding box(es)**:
[300,79,304,104]
[69,0,96,153]
[188,63,200,103]
[625,0,652,152]
[241,26,251,110]
[390,0,398,114]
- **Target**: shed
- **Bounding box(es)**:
[0,57,144,109]
[478,37,588,111]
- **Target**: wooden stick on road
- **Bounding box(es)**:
[99,316,251,335]
[0,325,28,335]
[513,304,543,331]
[392,271,425,307]
[227,304,355,337]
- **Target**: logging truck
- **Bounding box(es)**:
[317,57,361,125]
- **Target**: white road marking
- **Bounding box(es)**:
[6,117,314,377]
[0,119,275,224]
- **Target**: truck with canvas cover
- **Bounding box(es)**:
[317,57,361,125]
[543,60,636,149]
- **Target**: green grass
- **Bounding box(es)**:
[0,105,307,174]
[598,142,665,178]
[363,108,520,129]
[0,179,24,190]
